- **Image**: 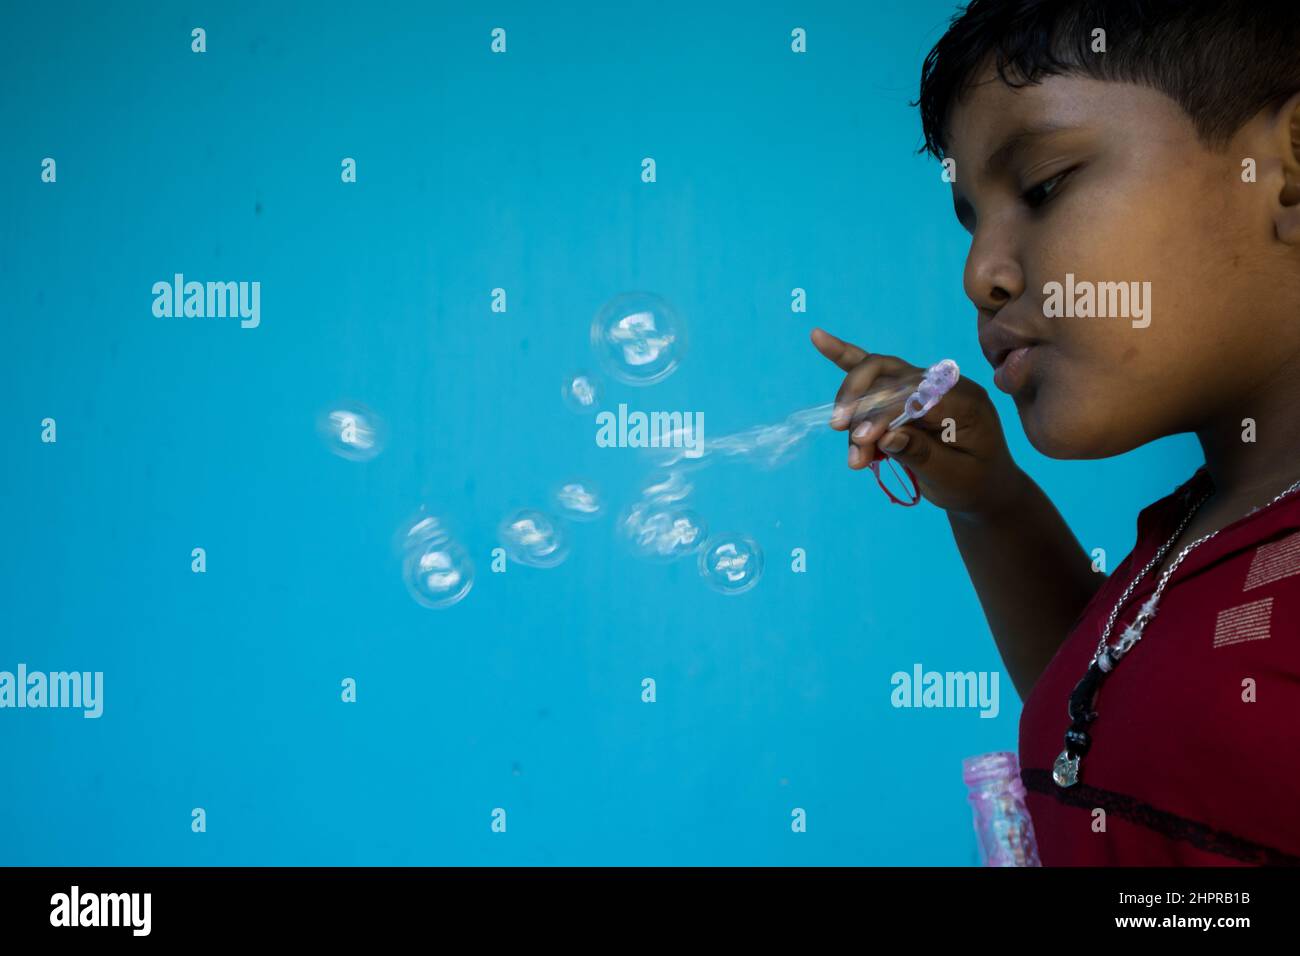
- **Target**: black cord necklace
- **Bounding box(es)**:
[1053,472,1300,789]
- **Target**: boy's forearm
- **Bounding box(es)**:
[947,468,1105,701]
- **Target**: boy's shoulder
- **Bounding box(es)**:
[1133,464,1214,540]
[1127,463,1300,622]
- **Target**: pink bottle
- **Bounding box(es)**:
[962,751,1042,866]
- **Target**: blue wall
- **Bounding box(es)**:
[0,1,1200,865]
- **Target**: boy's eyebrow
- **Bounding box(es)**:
[983,122,1075,176]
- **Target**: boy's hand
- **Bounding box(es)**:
[810,327,1023,516]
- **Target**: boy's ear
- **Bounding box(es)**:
[1273,90,1300,244]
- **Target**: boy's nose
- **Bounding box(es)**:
[964,237,1025,313]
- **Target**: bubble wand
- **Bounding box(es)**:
[865,359,960,507]
[640,359,960,507]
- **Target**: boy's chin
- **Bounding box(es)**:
[1018,395,1130,460]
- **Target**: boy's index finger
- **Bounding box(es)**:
[810,327,870,371]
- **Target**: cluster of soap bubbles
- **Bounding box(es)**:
[614,469,764,594]
[480,480,609,578]
[558,293,689,421]
[620,500,709,562]
[321,291,769,606]
[394,490,606,610]
[617,471,704,562]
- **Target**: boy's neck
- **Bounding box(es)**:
[1196,377,1300,508]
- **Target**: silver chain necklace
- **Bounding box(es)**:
[1053,470,1300,788]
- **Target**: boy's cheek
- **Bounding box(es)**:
[1018,340,1191,458]
[1051,322,1158,377]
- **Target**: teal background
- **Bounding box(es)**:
[0,1,1200,865]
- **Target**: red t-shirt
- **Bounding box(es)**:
[1019,464,1300,865]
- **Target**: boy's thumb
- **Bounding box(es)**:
[878,426,933,468]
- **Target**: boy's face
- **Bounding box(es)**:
[946,67,1292,459]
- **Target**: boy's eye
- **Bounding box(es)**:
[1022,168,1074,208]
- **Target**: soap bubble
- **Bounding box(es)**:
[318,403,385,461]
[619,501,708,562]
[499,509,569,568]
[698,534,764,594]
[590,291,687,386]
[554,480,604,522]
[561,371,603,414]
[398,514,474,609]
[640,470,694,504]
[404,540,474,609]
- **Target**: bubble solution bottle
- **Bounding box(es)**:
[962,751,1042,867]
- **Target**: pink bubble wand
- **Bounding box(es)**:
[866,359,960,507]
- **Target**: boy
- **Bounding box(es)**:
[813,0,1300,865]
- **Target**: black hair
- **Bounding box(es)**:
[916,0,1300,159]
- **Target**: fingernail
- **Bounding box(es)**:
[852,421,872,440]
[848,446,861,467]
[881,431,909,453]
[831,405,848,427]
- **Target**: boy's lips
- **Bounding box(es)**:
[979,322,1043,394]
[993,345,1036,394]
[979,323,1039,367]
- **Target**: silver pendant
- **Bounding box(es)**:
[1053,749,1080,788]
